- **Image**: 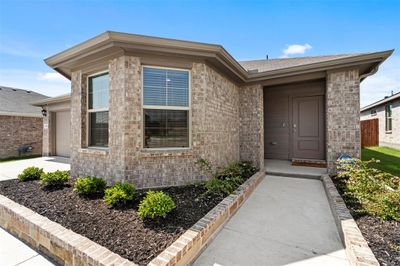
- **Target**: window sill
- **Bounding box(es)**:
[79,147,109,156]
[140,148,193,158]
[385,131,392,134]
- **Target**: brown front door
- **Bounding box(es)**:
[292,96,324,159]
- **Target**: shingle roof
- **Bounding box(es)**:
[361,91,400,112]
[0,86,49,117]
[239,53,365,72]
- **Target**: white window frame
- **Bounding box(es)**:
[86,70,110,148]
[141,65,191,151]
[385,104,392,133]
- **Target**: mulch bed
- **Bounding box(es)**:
[332,177,400,266]
[0,179,225,265]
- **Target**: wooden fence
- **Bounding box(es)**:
[361,119,379,147]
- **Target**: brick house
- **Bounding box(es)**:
[0,86,48,159]
[360,91,400,149]
[41,31,392,188]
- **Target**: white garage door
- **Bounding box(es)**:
[56,111,71,157]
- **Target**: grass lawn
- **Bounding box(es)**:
[362,146,400,177]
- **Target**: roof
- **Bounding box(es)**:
[45,31,394,84]
[32,93,70,106]
[0,86,49,117]
[239,54,364,72]
[361,91,400,112]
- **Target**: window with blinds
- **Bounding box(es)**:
[88,72,109,147]
[143,67,190,149]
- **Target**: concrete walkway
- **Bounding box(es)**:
[0,156,70,181]
[194,175,348,266]
[0,156,68,265]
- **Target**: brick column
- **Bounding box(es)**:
[42,111,53,156]
[239,84,264,170]
[326,69,361,172]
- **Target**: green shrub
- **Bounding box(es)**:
[138,191,176,219]
[74,176,107,195]
[18,166,44,181]
[204,161,257,196]
[40,170,70,187]
[104,182,137,206]
[337,158,400,221]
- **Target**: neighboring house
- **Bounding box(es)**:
[0,86,48,159]
[42,31,392,188]
[32,94,71,157]
[360,92,400,149]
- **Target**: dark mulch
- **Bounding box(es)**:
[0,179,224,265]
[332,177,400,266]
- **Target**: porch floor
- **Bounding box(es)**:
[265,159,327,179]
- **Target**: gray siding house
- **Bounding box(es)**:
[361,92,400,149]
[41,31,392,188]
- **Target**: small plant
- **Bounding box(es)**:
[138,191,176,219]
[74,176,107,195]
[40,170,70,187]
[18,166,44,181]
[337,158,400,221]
[204,161,257,196]
[104,182,137,206]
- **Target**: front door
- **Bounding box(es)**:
[292,96,324,159]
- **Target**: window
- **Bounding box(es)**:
[371,109,377,116]
[143,67,189,149]
[385,104,392,132]
[88,72,109,147]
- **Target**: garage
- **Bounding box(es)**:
[55,111,71,157]
[32,94,71,157]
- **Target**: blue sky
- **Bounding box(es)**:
[0,0,399,106]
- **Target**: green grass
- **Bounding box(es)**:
[362,146,400,177]
[0,154,41,163]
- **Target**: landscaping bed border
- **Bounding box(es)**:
[0,194,136,266]
[148,171,265,266]
[0,171,265,266]
[321,174,379,266]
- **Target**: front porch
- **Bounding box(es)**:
[264,159,327,179]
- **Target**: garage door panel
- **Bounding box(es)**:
[56,111,71,157]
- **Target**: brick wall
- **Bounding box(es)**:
[326,69,361,171]
[0,115,43,159]
[70,56,241,188]
[239,84,264,170]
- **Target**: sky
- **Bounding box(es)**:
[0,0,399,107]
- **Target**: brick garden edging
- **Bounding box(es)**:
[321,174,379,266]
[0,194,136,266]
[149,171,265,266]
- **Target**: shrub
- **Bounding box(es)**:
[74,176,107,195]
[138,191,176,219]
[18,166,44,181]
[104,182,137,206]
[337,158,400,221]
[204,161,257,196]
[40,170,70,187]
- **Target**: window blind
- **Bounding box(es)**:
[143,67,189,107]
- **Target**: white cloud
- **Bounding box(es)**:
[360,55,400,107]
[0,69,70,97]
[281,44,312,58]
[37,72,68,82]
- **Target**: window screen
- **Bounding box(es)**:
[143,67,190,149]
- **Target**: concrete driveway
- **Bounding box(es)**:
[194,175,348,266]
[0,156,69,266]
[0,156,70,181]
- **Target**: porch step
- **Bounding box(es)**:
[265,170,322,180]
[291,158,327,168]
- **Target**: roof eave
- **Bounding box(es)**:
[246,49,394,82]
[361,93,400,112]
